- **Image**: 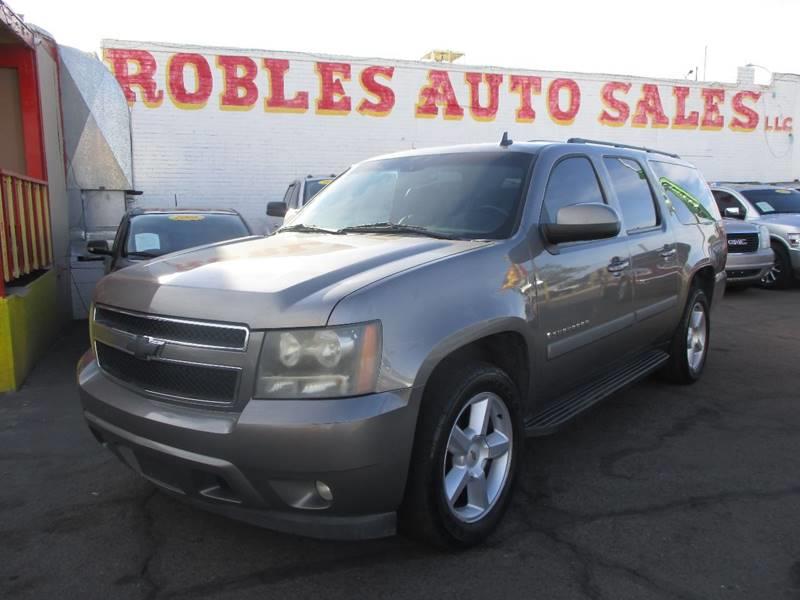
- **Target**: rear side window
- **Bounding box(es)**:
[603,157,658,231]
[541,156,605,223]
[649,160,720,224]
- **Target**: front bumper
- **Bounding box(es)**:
[725,248,774,284]
[77,351,419,540]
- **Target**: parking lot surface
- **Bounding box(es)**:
[1,287,799,600]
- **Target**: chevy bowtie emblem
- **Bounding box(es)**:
[127,335,166,360]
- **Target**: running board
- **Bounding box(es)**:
[525,350,669,437]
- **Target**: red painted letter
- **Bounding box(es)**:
[263,58,309,113]
[599,81,631,126]
[316,62,351,115]
[415,70,464,119]
[217,55,258,110]
[730,91,760,131]
[547,79,580,125]
[701,88,725,129]
[167,53,213,109]
[357,66,395,116]
[672,86,699,129]
[632,84,669,128]
[509,75,541,123]
[103,48,164,107]
[465,72,503,121]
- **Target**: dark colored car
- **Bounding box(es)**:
[87,208,253,273]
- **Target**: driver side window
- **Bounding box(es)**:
[542,156,606,223]
[712,190,745,219]
[283,183,297,209]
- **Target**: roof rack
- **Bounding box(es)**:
[567,138,680,159]
[712,181,765,185]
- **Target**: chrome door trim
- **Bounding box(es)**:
[547,312,636,360]
[93,304,250,352]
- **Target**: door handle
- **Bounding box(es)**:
[607,257,630,273]
[660,246,677,259]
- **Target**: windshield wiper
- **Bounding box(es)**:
[278,223,344,235]
[338,222,458,239]
[126,251,161,258]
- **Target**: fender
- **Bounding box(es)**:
[410,315,532,393]
[328,241,536,397]
[769,234,792,253]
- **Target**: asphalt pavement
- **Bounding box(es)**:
[1,286,799,600]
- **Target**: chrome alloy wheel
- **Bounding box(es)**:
[762,262,782,286]
[443,392,513,523]
[686,301,708,374]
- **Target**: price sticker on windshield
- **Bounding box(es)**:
[169,215,205,221]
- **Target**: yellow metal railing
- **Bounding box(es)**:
[0,169,52,296]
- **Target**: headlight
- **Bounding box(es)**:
[788,232,800,248]
[255,322,381,399]
[760,226,771,249]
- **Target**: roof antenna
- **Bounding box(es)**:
[500,131,513,147]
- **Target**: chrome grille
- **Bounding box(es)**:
[726,233,759,254]
[95,342,239,405]
[94,305,248,350]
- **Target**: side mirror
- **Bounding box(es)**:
[542,203,621,245]
[723,206,743,219]
[267,201,287,218]
[87,240,111,256]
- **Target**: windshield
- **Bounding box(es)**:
[740,188,800,214]
[288,152,534,239]
[303,178,333,202]
[125,213,250,257]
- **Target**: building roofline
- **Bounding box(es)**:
[0,1,35,47]
[102,37,782,89]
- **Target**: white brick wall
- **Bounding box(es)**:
[104,39,800,234]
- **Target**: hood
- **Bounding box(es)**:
[94,232,485,328]
[756,213,800,231]
[721,219,759,234]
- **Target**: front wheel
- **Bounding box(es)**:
[761,243,793,289]
[662,287,710,384]
[399,362,523,548]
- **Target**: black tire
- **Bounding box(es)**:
[399,361,523,549]
[760,243,793,290]
[662,287,710,385]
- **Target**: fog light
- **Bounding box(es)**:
[315,480,333,502]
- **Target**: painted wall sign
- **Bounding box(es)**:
[100,40,800,231]
[104,48,774,133]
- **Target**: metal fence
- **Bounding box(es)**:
[0,169,52,296]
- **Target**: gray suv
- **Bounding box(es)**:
[77,138,726,547]
[711,184,800,288]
